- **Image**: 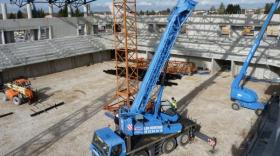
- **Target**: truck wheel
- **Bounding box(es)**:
[162,138,176,154]
[133,150,148,156]
[2,95,8,102]
[177,133,190,146]
[255,109,263,116]
[13,96,22,105]
[232,103,240,110]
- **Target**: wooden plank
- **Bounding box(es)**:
[30,102,64,117]
[0,112,14,118]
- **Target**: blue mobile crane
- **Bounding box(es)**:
[230,0,280,115]
[90,0,216,156]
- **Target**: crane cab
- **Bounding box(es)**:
[90,127,126,156]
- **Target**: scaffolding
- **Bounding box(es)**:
[104,0,139,112]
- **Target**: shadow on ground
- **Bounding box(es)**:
[5,88,116,156]
[103,67,183,86]
[5,71,221,156]
[177,72,222,115]
[231,85,280,156]
[34,87,53,104]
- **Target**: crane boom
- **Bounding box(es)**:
[118,0,197,137]
[131,0,197,114]
[231,0,280,113]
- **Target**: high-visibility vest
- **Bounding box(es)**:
[171,100,177,109]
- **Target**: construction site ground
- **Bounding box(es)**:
[0,61,269,156]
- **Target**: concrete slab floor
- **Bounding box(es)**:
[0,61,270,156]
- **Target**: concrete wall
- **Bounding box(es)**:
[170,54,212,70]
[232,61,280,80]
[142,51,212,71]
[0,72,3,88]
[0,50,112,82]
[0,14,279,81]
[141,49,276,77]
[0,16,112,42]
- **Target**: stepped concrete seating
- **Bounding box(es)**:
[0,35,112,71]
[0,33,279,71]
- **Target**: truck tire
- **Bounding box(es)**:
[232,103,240,110]
[133,150,148,156]
[162,138,176,154]
[2,95,8,102]
[177,133,190,146]
[13,96,22,105]
[255,109,263,116]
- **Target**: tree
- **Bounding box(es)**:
[145,10,149,15]
[139,10,144,15]
[17,10,24,18]
[264,3,273,14]
[218,3,225,14]
[158,8,171,15]
[70,7,74,17]
[276,7,280,14]
[226,4,241,14]
[264,3,280,14]
[37,9,45,18]
[150,10,155,15]
[32,7,38,18]
[209,6,216,14]
[234,4,241,14]
[226,4,233,14]
[74,8,83,17]
[8,13,16,19]
[58,5,68,17]
[166,8,171,14]
[255,8,261,14]
[210,6,216,12]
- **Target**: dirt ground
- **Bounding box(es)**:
[0,61,270,156]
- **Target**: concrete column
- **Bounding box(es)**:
[67,5,72,17]
[77,25,80,36]
[26,3,32,19]
[1,3,7,20]
[0,72,3,88]
[48,26,52,39]
[84,24,88,36]
[153,23,157,33]
[1,30,5,44]
[38,27,41,40]
[147,51,153,60]
[211,58,221,74]
[48,3,53,18]
[231,60,236,77]
[29,30,35,41]
[83,4,89,17]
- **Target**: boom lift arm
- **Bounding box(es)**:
[231,0,280,113]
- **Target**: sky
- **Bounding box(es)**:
[0,0,276,12]
[91,0,275,11]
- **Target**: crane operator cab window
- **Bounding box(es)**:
[92,134,109,156]
[111,144,122,156]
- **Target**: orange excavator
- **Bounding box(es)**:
[2,79,37,105]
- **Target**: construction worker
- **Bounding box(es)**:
[113,110,119,130]
[170,97,177,110]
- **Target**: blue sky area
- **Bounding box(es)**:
[0,0,276,12]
